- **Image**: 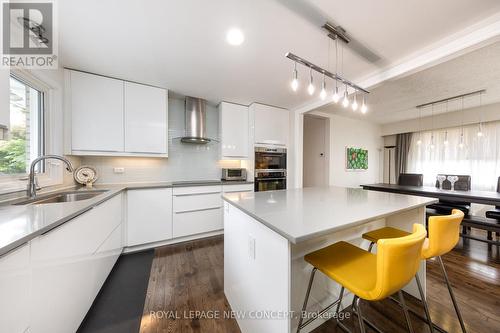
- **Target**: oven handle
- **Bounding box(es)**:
[255,169,287,173]
[255,177,287,181]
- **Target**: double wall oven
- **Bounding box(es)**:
[254,147,287,192]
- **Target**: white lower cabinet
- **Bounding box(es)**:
[127,188,173,246]
[172,185,223,238]
[222,183,254,193]
[0,244,31,333]
[30,194,123,333]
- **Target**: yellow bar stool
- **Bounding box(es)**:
[296,224,427,333]
[362,209,466,333]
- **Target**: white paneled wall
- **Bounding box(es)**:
[81,97,222,183]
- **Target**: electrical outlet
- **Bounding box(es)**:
[113,167,125,174]
[248,235,256,260]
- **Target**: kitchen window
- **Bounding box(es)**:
[0,73,46,193]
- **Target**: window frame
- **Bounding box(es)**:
[0,69,61,195]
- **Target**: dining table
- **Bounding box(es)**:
[361,183,500,206]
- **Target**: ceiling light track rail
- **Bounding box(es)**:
[416,89,486,109]
[285,52,369,94]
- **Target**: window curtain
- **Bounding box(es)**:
[395,132,412,183]
[407,121,500,191]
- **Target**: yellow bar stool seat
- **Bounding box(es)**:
[297,224,426,333]
[361,209,466,333]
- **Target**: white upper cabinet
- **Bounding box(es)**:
[70,70,124,152]
[124,82,168,154]
[219,102,249,159]
[251,103,289,146]
[66,69,168,157]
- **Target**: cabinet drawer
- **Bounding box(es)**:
[173,192,222,213]
[173,207,222,238]
[31,194,122,261]
[222,184,254,193]
[173,185,221,196]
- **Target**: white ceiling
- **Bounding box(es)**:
[58,0,500,110]
[319,40,500,124]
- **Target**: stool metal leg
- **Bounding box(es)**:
[398,290,414,333]
[335,286,345,318]
[354,296,367,333]
[438,256,467,333]
[415,274,434,333]
[296,268,317,333]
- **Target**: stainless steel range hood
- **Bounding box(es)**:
[181,96,211,144]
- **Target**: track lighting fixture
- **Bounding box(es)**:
[320,75,327,100]
[342,84,349,108]
[307,68,315,95]
[290,62,299,92]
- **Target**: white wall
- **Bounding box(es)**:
[305,112,383,188]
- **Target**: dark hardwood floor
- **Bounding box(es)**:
[140,231,500,333]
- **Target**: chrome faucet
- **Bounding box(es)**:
[27,155,74,198]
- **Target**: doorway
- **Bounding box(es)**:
[303,115,329,187]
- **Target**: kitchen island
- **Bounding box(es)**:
[222,186,437,333]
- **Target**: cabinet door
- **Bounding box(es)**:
[220,102,249,158]
[173,207,222,238]
[0,244,30,333]
[253,103,289,146]
[70,71,124,152]
[30,195,123,333]
[222,183,254,193]
[124,82,168,154]
[127,188,173,246]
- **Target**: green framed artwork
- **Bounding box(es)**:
[346,147,368,170]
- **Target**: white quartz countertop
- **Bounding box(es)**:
[223,186,438,243]
[0,180,254,257]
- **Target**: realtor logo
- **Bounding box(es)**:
[1,1,58,68]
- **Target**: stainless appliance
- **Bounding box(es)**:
[222,168,247,181]
[254,147,287,192]
[181,97,211,144]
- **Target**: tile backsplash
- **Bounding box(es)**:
[80,97,235,184]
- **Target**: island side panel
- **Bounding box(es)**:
[385,206,426,299]
[224,201,291,333]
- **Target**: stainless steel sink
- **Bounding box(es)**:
[14,190,109,205]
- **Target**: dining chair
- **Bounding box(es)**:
[428,175,471,215]
[398,173,423,186]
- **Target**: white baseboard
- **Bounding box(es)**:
[123,230,224,253]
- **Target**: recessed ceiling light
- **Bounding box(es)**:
[226,28,244,46]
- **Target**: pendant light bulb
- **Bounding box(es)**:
[429,134,435,150]
[477,123,483,137]
[319,77,327,100]
[351,93,358,111]
[290,62,299,92]
[444,131,449,145]
[342,85,349,108]
[459,132,465,149]
[417,133,422,145]
[361,96,368,113]
[332,83,340,103]
[307,68,315,95]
